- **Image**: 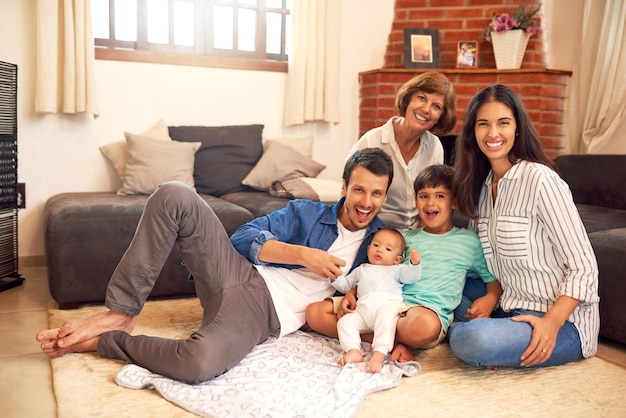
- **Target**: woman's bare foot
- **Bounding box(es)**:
[486,365,508,371]
[389,343,414,363]
[338,349,363,366]
[366,351,385,373]
[36,310,136,357]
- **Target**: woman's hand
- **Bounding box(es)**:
[515,295,580,367]
[513,314,560,366]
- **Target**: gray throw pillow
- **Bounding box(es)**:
[169,125,264,196]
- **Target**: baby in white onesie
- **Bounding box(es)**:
[330,227,421,373]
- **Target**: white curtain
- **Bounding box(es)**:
[284,0,340,127]
[566,0,626,154]
[35,0,99,117]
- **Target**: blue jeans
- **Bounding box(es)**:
[449,273,583,368]
[453,271,486,323]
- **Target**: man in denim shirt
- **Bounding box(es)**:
[37,148,393,384]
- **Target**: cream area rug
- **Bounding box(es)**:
[49,298,626,418]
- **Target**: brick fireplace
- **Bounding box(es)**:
[359,0,571,158]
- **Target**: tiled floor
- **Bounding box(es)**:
[2,263,626,418]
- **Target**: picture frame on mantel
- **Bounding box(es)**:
[403,28,440,68]
[456,40,478,68]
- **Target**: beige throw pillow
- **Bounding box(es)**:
[263,136,314,158]
[117,133,201,195]
[242,140,326,191]
[100,118,172,181]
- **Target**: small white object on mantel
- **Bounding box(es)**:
[491,29,532,70]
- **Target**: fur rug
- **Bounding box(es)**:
[49,297,626,418]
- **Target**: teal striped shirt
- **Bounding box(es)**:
[402,227,495,332]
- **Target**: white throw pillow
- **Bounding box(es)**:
[300,178,343,202]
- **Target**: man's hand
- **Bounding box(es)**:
[258,240,346,280]
[301,248,346,280]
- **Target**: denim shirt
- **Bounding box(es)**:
[230,198,385,273]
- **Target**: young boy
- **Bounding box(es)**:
[305,164,502,362]
[330,227,422,373]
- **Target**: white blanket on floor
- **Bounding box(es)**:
[115,331,420,418]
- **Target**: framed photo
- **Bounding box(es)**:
[403,28,440,68]
[456,40,478,68]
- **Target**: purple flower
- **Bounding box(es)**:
[485,2,541,42]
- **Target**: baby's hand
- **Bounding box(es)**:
[409,249,421,265]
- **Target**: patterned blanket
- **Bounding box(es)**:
[115,331,420,418]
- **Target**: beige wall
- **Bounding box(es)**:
[544,0,585,70]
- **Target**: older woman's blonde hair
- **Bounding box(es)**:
[395,72,457,136]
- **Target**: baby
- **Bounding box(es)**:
[329,227,421,372]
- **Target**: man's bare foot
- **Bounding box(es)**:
[366,351,385,373]
[36,310,136,357]
[338,349,363,366]
[36,328,101,358]
[389,343,414,363]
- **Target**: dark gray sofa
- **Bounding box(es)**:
[554,155,626,345]
[45,124,297,308]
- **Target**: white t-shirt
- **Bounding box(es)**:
[255,222,366,336]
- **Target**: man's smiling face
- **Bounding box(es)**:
[339,165,388,232]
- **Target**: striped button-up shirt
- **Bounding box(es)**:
[469,160,600,358]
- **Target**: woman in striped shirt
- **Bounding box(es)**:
[449,85,599,369]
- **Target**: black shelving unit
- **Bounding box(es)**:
[0,61,23,292]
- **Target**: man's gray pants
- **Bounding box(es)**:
[96,181,281,383]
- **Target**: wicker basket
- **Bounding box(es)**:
[491,30,531,69]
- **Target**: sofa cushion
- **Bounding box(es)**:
[242,140,326,191]
[588,227,626,345]
[575,204,626,233]
[220,191,292,219]
[117,133,201,195]
[168,125,264,196]
[556,155,626,210]
[44,192,255,307]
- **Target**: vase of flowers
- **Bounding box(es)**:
[485,1,541,69]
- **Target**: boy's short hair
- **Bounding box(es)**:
[413,164,456,195]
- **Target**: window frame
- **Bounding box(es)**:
[93,0,290,72]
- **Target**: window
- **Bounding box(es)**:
[91,0,291,72]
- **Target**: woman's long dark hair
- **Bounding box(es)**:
[453,85,555,219]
